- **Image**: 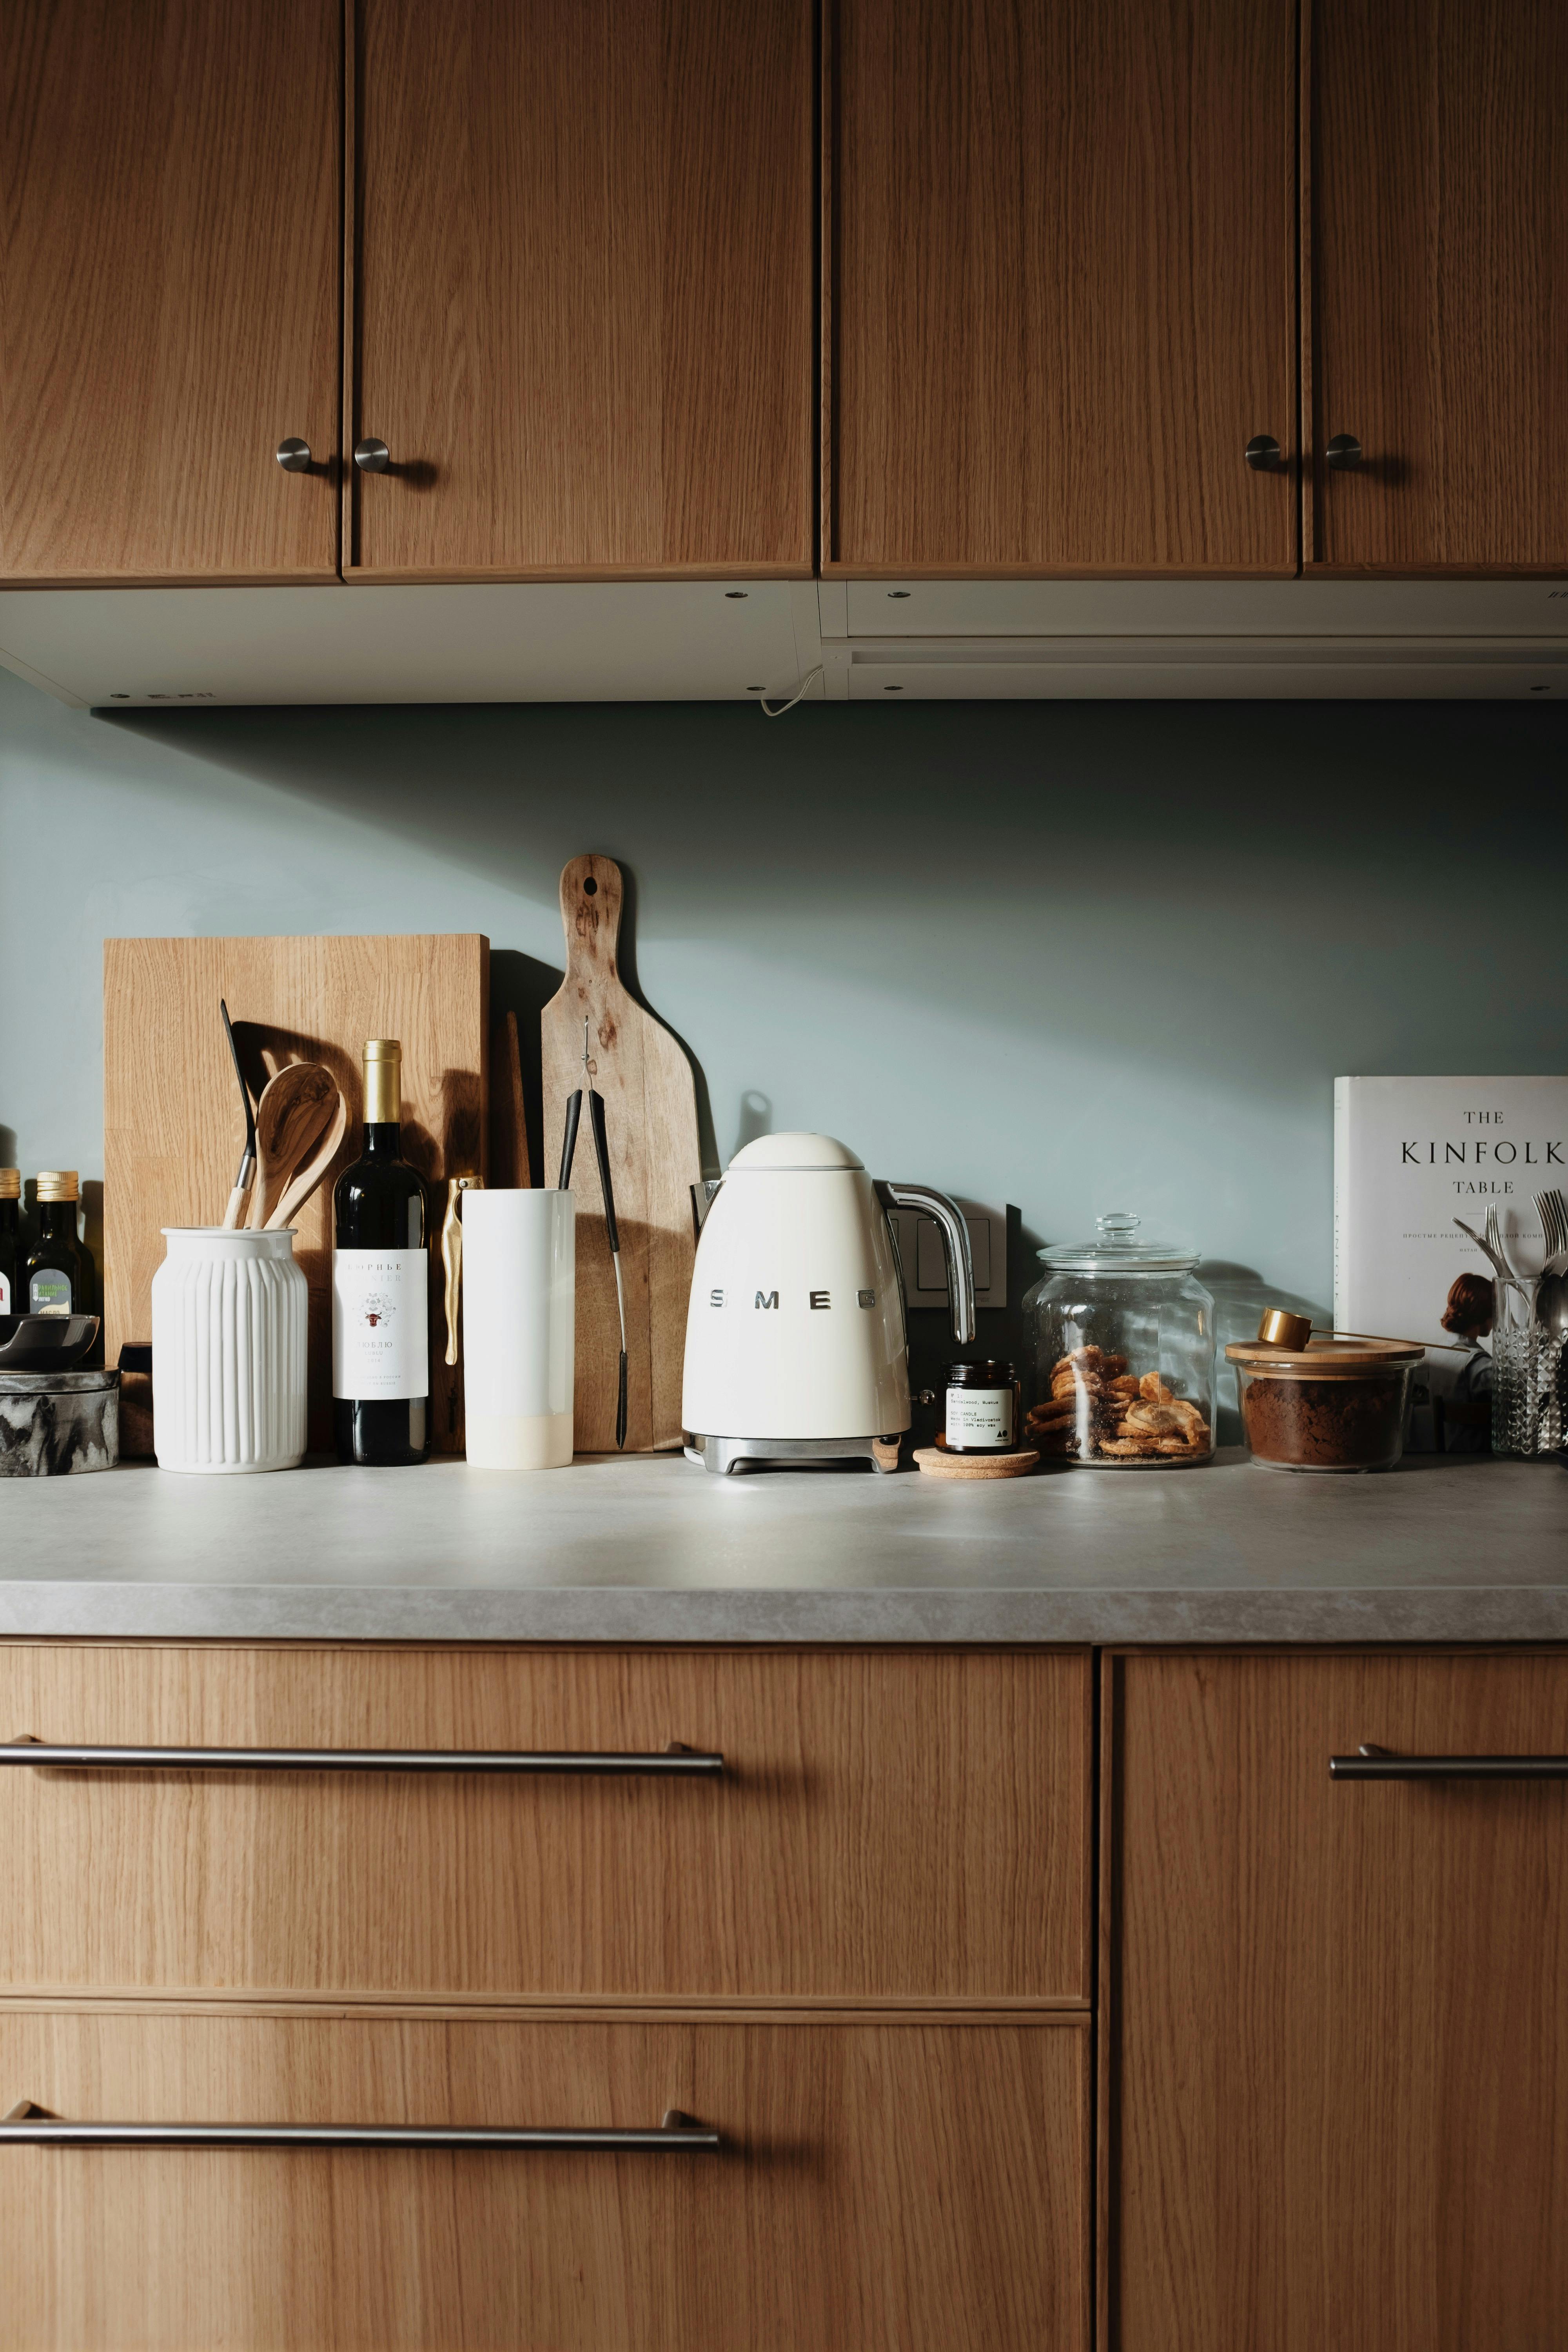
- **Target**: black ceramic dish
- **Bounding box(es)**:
[0,1315,101,1373]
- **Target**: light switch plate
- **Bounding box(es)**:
[888,1201,1009,1311]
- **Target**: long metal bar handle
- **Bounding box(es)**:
[0,1737,723,1777]
[1331,1742,1568,1780]
[1,2100,719,2152]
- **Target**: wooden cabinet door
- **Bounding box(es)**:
[1106,1651,1568,2352]
[348,0,814,579]
[825,0,1298,575]
[0,2009,1090,2351]
[1,1,340,584]
[1308,0,1568,570]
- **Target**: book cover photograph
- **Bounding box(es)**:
[1334,1075,1568,1450]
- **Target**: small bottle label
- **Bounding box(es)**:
[332,1249,429,1400]
[946,1387,1014,1448]
[0,1270,10,1312]
[29,1268,73,1317]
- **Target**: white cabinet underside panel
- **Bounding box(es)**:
[830,640,1568,700]
[837,579,1568,639]
[0,583,824,709]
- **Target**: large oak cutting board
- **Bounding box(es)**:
[104,935,488,1455]
[541,858,702,1453]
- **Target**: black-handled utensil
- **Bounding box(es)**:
[586,1087,628,1448]
[558,1021,629,1448]
[557,1090,582,1194]
[220,998,256,1229]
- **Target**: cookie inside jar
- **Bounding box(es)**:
[1022,1214,1216,1468]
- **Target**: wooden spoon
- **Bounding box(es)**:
[265,1078,348,1231]
[247,1063,340,1230]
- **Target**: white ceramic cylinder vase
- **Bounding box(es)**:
[461,1189,575,1469]
[152,1228,308,1474]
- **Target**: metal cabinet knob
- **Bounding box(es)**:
[1244,434,1282,472]
[354,438,390,474]
[1325,433,1363,470]
[274,438,312,473]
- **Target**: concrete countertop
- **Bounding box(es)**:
[0,1448,1564,1643]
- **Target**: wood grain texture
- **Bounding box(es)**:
[825,0,1298,575]
[1105,1649,1568,2352]
[1,0,340,583]
[541,858,701,1454]
[487,1010,530,1191]
[103,936,488,1455]
[0,2009,1089,2352]
[1308,0,1568,570]
[0,1645,1092,2004]
[348,0,814,578]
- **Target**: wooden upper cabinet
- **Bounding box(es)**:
[348,0,814,579]
[1,1,340,584]
[825,0,1298,576]
[1309,0,1568,570]
[1107,1651,1568,2352]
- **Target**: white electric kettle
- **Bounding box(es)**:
[681,1133,975,1474]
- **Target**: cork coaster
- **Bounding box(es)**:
[912,1446,1040,1480]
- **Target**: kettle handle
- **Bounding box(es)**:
[877,1183,977,1346]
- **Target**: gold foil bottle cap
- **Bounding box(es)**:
[36,1170,80,1203]
[0,1169,20,1200]
[1256,1308,1313,1350]
[363,1039,402,1124]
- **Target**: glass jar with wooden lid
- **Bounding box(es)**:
[1227,1318,1423,1473]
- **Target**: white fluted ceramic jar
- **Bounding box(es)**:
[152,1228,308,1473]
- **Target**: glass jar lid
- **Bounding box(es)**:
[1037,1210,1199,1274]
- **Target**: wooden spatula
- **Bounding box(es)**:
[248,1063,342,1230]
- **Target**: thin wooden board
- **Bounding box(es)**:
[914,1447,1040,1480]
[541,857,702,1453]
[103,935,487,1455]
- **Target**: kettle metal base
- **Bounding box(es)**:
[684,1433,905,1476]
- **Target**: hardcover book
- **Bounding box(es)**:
[1333,1075,1568,1448]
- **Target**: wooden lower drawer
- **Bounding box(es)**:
[0,1643,1091,2002]
[0,2006,1089,2352]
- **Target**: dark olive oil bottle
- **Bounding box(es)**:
[22,1171,94,1318]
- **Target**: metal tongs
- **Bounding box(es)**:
[558,1018,628,1448]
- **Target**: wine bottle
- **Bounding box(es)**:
[0,1169,20,1314]
[22,1172,94,1317]
[332,1039,431,1466]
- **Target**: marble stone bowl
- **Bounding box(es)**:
[0,1368,119,1475]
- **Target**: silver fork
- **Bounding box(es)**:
[1537,1188,1568,1273]
[1485,1203,1534,1327]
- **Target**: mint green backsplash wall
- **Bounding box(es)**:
[2,661,1565,1337]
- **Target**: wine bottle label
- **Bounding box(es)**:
[946,1387,1014,1447]
[0,1270,9,1312]
[29,1268,73,1317]
[332,1249,429,1400]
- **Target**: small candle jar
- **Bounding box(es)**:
[944,1359,1020,1454]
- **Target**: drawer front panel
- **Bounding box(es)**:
[1108,1650,1568,2352]
[0,1645,1090,2001]
[0,2008,1089,2352]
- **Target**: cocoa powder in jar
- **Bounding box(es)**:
[1241,1372,1406,1470]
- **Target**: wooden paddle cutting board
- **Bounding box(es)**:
[541,857,702,1453]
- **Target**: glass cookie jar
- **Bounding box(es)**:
[1022,1212,1215,1468]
